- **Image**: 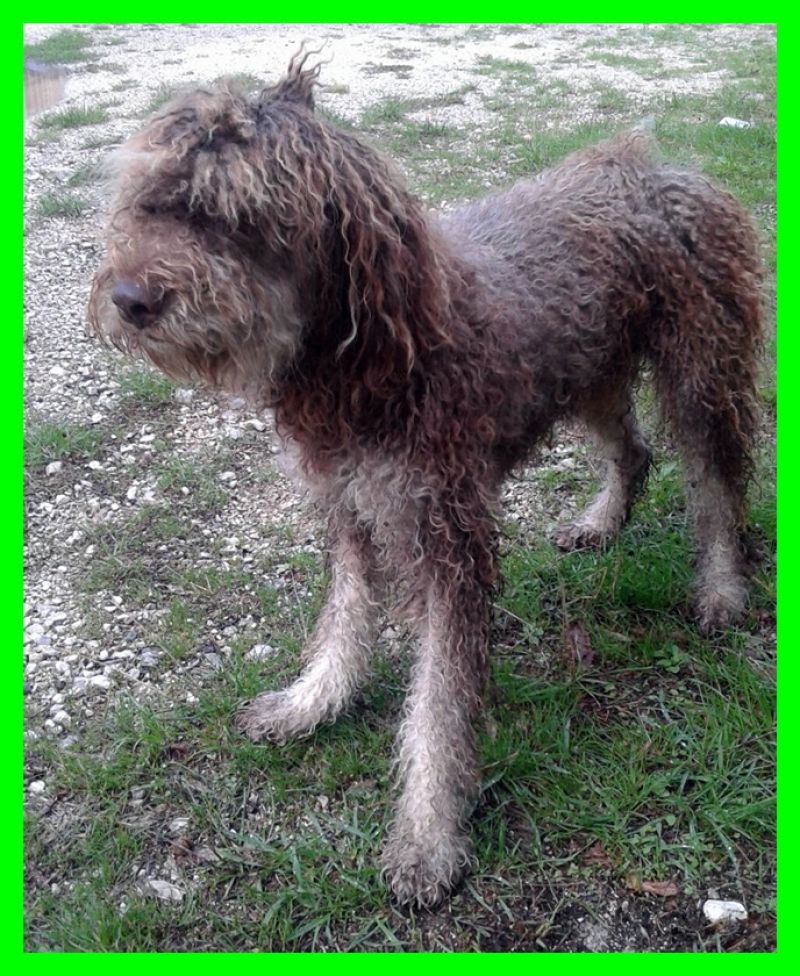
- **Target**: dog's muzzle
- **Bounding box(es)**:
[111,279,163,330]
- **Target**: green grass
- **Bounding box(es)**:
[213,72,264,93]
[35,193,89,219]
[116,368,175,405]
[145,84,184,114]
[38,105,109,130]
[589,51,663,72]
[67,162,101,187]
[25,419,103,468]
[476,55,537,83]
[24,28,95,64]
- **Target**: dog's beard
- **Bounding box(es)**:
[87,269,304,400]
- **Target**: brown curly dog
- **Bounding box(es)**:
[88,54,761,907]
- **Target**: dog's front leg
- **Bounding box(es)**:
[382,578,488,907]
[235,518,379,742]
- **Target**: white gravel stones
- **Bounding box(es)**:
[141,879,185,904]
[246,644,276,662]
[703,900,748,925]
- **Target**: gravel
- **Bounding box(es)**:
[24,23,773,744]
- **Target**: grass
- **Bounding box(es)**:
[116,368,175,405]
[25,419,103,468]
[67,162,101,187]
[145,84,184,114]
[24,28,95,64]
[25,25,775,952]
[35,193,89,219]
[38,105,109,130]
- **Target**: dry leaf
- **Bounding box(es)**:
[565,621,594,668]
[641,879,679,897]
[582,842,613,867]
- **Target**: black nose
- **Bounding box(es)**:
[111,280,162,329]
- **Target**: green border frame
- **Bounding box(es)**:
[14,9,783,963]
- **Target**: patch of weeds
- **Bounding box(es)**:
[145,84,184,114]
[82,134,121,149]
[24,29,95,64]
[38,105,109,130]
[385,47,418,60]
[35,193,89,219]
[157,598,202,660]
[394,119,452,148]
[67,162,101,187]
[156,457,228,514]
[363,63,414,79]
[25,419,103,468]
[82,504,183,600]
[318,106,355,130]
[361,98,407,127]
[592,84,629,114]
[213,72,264,93]
[507,121,613,173]
[116,368,175,405]
[476,56,537,84]
[590,51,663,73]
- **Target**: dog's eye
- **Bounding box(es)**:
[139,201,189,220]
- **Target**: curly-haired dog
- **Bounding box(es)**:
[88,56,761,907]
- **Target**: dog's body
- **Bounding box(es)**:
[89,57,761,906]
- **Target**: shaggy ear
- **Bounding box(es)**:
[259,49,323,111]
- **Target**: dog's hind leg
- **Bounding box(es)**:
[554,392,651,550]
[235,517,379,742]
[651,322,758,632]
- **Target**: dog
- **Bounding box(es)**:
[88,54,762,907]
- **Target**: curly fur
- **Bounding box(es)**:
[88,53,762,907]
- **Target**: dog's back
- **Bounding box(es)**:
[440,131,761,466]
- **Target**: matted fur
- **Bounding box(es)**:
[88,53,762,907]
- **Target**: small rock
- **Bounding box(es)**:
[703,899,748,924]
[53,710,71,727]
[169,817,191,834]
[45,461,63,475]
[718,116,751,129]
[175,388,194,403]
[219,470,236,482]
[246,643,275,662]
[28,780,46,795]
[141,879,184,903]
[88,674,111,693]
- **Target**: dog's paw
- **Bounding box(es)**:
[381,828,473,909]
[234,691,312,744]
[694,584,748,634]
[553,519,611,551]
[694,553,749,633]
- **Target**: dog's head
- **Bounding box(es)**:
[88,52,458,405]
